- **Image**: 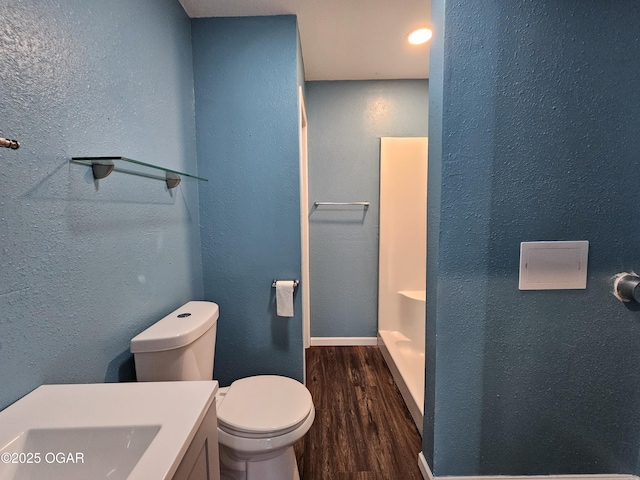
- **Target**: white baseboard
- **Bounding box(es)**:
[309,337,378,346]
[439,476,637,480]
[440,476,637,480]
[416,453,637,480]
[418,452,434,480]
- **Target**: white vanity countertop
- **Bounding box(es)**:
[0,381,218,480]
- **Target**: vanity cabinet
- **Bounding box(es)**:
[173,396,220,480]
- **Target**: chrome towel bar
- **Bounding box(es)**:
[314,201,369,207]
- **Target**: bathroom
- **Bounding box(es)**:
[2,0,640,478]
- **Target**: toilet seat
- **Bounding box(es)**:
[217,375,313,439]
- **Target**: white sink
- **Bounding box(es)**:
[1,426,160,479]
[0,382,218,480]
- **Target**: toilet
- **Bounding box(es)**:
[130,301,315,480]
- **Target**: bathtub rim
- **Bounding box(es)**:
[378,331,423,436]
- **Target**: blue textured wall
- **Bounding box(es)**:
[305,81,429,338]
[0,0,202,410]
[192,16,303,386]
[427,0,640,475]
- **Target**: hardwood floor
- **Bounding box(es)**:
[295,346,423,479]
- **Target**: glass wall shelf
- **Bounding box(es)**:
[71,156,208,189]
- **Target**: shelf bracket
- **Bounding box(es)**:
[91,161,115,180]
[165,173,181,189]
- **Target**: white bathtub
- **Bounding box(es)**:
[378,328,425,435]
[377,137,427,436]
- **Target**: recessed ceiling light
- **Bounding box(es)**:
[407,28,432,45]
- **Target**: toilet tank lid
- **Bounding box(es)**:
[130,301,219,353]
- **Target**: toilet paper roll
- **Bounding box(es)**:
[276,280,295,317]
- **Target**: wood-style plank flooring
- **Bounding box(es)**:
[294,346,423,480]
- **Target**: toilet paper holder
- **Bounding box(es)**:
[272,279,300,290]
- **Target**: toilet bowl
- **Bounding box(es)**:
[216,376,314,480]
[130,301,314,480]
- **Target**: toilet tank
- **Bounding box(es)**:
[131,301,219,382]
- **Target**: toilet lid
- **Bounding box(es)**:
[217,375,313,435]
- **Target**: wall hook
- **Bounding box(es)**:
[1,137,20,150]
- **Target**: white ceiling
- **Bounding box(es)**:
[178,0,430,81]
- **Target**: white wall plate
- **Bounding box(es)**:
[519,241,589,290]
